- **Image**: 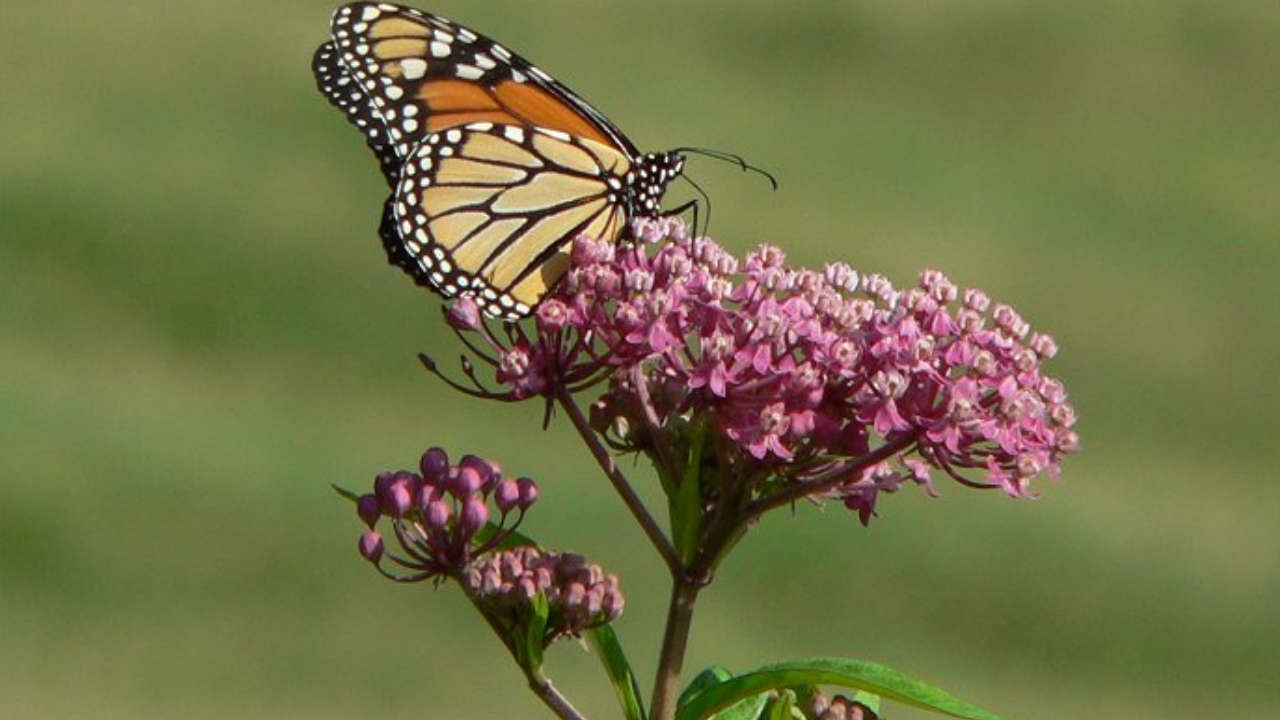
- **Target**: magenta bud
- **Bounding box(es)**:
[387,483,414,518]
[450,466,483,497]
[372,471,396,497]
[460,497,489,534]
[419,447,449,481]
[446,297,483,330]
[517,577,538,601]
[376,471,419,517]
[494,480,520,512]
[426,499,452,530]
[459,454,501,491]
[564,581,586,609]
[358,531,384,563]
[516,477,539,509]
[356,494,381,527]
[604,587,624,616]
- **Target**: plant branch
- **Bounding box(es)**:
[649,576,701,720]
[527,669,590,720]
[746,430,923,521]
[556,388,681,575]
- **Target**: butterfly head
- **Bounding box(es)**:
[629,151,686,218]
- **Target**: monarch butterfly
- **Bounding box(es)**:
[313,2,687,319]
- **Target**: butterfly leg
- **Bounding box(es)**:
[663,198,702,237]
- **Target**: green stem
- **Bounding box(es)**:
[557,389,681,575]
[527,669,589,720]
[650,575,702,720]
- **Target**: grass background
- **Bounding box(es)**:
[2,0,1276,718]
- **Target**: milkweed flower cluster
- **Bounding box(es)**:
[466,547,624,638]
[355,447,539,581]
[434,217,1078,522]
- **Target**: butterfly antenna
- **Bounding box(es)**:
[674,146,779,190]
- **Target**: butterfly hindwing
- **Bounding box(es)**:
[392,123,629,319]
[313,41,400,187]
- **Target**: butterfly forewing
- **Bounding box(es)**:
[326,3,631,158]
[316,2,682,319]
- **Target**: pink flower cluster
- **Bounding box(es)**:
[466,547,624,638]
[439,218,1078,521]
[356,447,538,581]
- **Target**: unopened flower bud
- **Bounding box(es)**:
[357,494,381,528]
[446,297,483,330]
[460,498,489,534]
[420,447,449,481]
[358,531,384,563]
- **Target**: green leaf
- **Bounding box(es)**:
[474,522,538,551]
[675,658,1011,720]
[671,423,709,562]
[764,689,802,720]
[680,666,735,709]
[679,666,769,720]
[518,593,549,672]
[331,484,361,503]
[587,625,646,720]
[713,692,770,720]
[853,691,882,717]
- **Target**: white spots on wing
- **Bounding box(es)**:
[361,6,381,21]
[402,118,419,133]
[445,129,463,143]
[454,64,484,80]
[385,85,404,101]
[431,41,451,58]
[509,69,527,84]
[474,54,496,70]
[400,57,427,80]
[491,44,512,61]
[503,126,525,143]
[457,28,477,43]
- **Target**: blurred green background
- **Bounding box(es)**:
[2,0,1276,718]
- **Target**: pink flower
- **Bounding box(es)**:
[429,219,1079,523]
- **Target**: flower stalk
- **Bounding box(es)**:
[344,217,1078,720]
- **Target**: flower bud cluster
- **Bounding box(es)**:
[465,547,624,638]
[355,446,538,581]
[809,693,878,720]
